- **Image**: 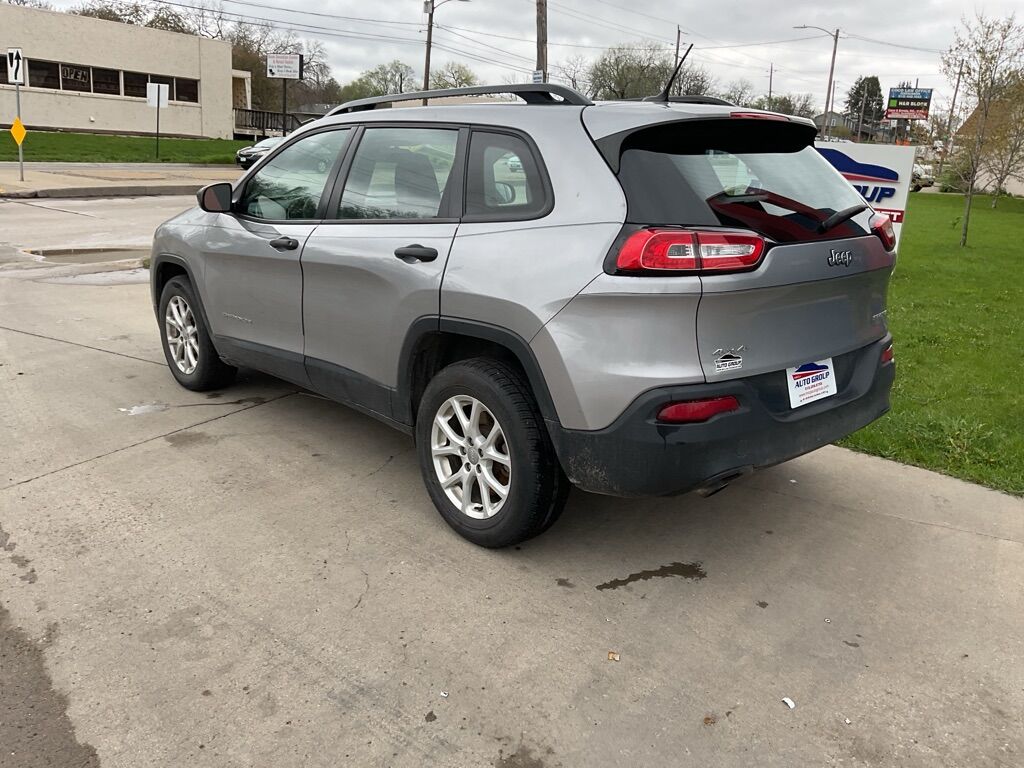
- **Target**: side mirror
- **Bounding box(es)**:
[197,182,233,213]
[493,181,516,206]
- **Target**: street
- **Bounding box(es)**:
[1,197,1023,768]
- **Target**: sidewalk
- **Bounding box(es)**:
[0,162,241,198]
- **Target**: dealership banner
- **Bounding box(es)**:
[816,143,916,249]
[885,87,933,120]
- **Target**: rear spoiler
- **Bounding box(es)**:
[594,114,818,173]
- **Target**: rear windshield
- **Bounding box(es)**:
[615,120,872,243]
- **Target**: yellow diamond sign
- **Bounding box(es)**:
[10,117,26,146]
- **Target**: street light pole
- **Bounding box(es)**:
[422,0,470,106]
[795,25,840,139]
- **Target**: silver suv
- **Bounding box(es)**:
[151,84,896,548]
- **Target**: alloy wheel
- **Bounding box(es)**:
[165,295,199,375]
[430,395,512,519]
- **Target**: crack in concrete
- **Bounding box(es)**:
[1,392,298,492]
[0,324,163,366]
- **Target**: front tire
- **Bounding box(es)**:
[415,358,569,548]
[158,276,236,391]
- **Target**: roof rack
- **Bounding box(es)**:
[328,84,593,115]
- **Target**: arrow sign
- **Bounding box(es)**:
[7,48,24,85]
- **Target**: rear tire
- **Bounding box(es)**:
[158,276,236,391]
[415,358,570,548]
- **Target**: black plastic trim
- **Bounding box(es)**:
[213,335,312,388]
[328,83,593,114]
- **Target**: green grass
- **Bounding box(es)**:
[839,192,1024,496]
[0,130,249,163]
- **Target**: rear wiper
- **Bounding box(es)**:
[818,203,868,234]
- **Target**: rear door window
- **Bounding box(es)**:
[616,120,871,242]
[464,131,549,219]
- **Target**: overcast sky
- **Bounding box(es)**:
[50,0,1021,111]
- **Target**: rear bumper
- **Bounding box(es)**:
[549,336,894,497]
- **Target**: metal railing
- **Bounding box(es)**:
[233,108,303,137]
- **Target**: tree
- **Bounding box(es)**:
[843,76,884,136]
[69,0,148,24]
[981,80,1024,206]
[942,12,1024,245]
[430,61,478,89]
[587,42,671,100]
[555,55,591,95]
[750,92,815,118]
[360,60,417,95]
[720,79,756,107]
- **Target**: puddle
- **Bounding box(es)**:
[595,561,707,591]
[27,247,149,265]
[119,403,170,415]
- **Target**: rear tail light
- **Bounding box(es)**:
[617,229,765,273]
[657,396,740,424]
[870,213,896,252]
[880,344,894,365]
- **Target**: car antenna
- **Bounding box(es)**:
[648,43,694,102]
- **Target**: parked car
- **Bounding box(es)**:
[235,136,284,169]
[152,84,896,548]
[912,163,934,192]
[506,155,523,173]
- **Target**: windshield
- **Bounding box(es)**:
[616,120,872,243]
[254,138,282,150]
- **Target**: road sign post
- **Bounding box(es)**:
[7,48,25,182]
[266,53,304,136]
[147,82,169,160]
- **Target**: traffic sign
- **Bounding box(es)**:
[146,82,169,108]
[10,117,26,146]
[267,53,304,80]
[532,70,544,84]
[6,48,24,85]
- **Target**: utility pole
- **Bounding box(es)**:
[423,1,435,104]
[767,62,773,110]
[824,30,839,139]
[536,0,548,83]
[675,26,682,64]
[937,59,963,177]
[856,90,867,142]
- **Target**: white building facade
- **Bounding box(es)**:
[1,4,248,139]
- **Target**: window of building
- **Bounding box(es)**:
[149,74,174,101]
[28,60,60,90]
[0,65,8,85]
[92,68,120,96]
[124,71,148,98]
[338,127,459,220]
[239,130,352,221]
[60,63,92,93]
[174,78,198,103]
[464,131,548,219]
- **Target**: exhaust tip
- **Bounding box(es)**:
[695,467,752,497]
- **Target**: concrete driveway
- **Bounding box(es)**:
[1,199,1022,768]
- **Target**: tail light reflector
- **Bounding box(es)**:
[617,229,765,273]
[881,344,894,365]
[870,213,896,252]
[657,396,740,424]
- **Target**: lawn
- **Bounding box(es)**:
[0,130,249,163]
[839,192,1024,496]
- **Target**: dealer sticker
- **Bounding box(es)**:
[786,358,838,409]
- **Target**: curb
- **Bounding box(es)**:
[1,184,203,199]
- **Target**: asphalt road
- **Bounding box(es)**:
[1,198,1023,768]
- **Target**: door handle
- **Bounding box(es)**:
[394,244,439,263]
[269,236,299,251]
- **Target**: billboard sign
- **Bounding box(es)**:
[267,53,304,80]
[885,87,932,120]
[816,143,916,249]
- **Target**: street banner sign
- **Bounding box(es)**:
[6,48,24,85]
[816,142,916,250]
[885,87,932,120]
[267,53,304,80]
[532,70,544,84]
[146,82,169,108]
